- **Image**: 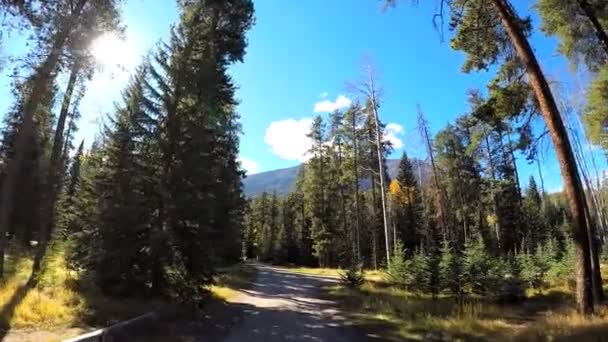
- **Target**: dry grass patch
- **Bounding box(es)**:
[209,263,257,301]
[285,266,388,284]
[514,306,608,341]
[0,250,84,330]
[322,276,608,341]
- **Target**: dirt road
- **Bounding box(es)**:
[219,264,376,342]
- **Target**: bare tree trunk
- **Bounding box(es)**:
[351,111,362,264]
[417,105,448,239]
[337,141,349,265]
[568,113,604,303]
[575,0,608,56]
[357,65,390,267]
[370,169,378,270]
[369,92,391,267]
[492,0,594,314]
[536,155,546,199]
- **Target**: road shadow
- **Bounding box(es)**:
[133,264,402,342]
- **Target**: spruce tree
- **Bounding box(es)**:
[438,238,461,296]
[392,152,424,251]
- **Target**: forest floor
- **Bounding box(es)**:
[293,266,608,341]
[0,248,167,341]
[0,250,256,342]
[4,257,608,341]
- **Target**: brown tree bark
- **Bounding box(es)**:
[492,0,594,314]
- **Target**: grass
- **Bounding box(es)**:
[0,246,258,339]
[0,249,85,330]
[285,266,386,282]
[0,245,166,341]
[209,263,257,301]
[312,266,608,341]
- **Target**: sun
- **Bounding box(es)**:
[90,32,138,68]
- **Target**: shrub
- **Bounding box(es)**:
[518,248,546,292]
[492,257,525,302]
[547,238,575,288]
[340,263,365,289]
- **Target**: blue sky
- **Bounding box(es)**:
[0,0,604,193]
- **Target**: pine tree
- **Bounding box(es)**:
[522,176,548,251]
[94,67,158,294]
[304,116,333,266]
[143,0,254,297]
[537,0,608,71]
[438,239,461,296]
[446,0,596,313]
[386,238,411,287]
[391,152,424,251]
[462,236,492,296]
[66,140,104,273]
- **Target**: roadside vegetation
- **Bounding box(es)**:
[304,260,608,341]
[0,244,165,341]
[0,247,257,341]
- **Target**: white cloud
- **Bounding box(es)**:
[313,94,352,113]
[384,123,404,149]
[264,118,314,162]
[238,157,260,174]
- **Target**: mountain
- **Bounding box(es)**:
[243,158,431,197]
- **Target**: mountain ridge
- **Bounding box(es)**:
[242,158,430,196]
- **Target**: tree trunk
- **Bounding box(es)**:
[485,133,502,250]
[492,0,594,314]
[369,95,391,267]
[0,0,87,278]
[352,112,362,264]
[33,62,80,274]
[370,167,378,269]
[576,0,608,56]
[0,32,64,278]
[569,117,605,303]
[418,106,448,239]
[506,128,522,204]
[536,156,546,200]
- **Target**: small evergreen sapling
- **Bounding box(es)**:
[340,262,365,289]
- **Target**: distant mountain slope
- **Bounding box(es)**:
[243,158,430,197]
[242,164,302,196]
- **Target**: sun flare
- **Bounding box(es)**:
[90,32,138,68]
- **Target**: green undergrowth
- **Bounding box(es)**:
[314,266,608,341]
